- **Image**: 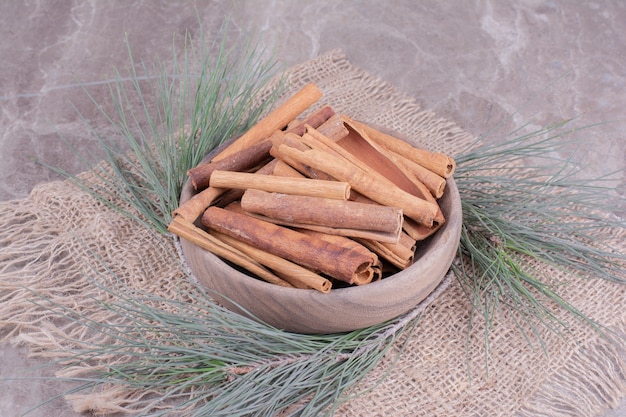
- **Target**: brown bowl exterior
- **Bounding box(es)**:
[178,137,462,334]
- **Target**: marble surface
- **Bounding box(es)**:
[1,1,624,416]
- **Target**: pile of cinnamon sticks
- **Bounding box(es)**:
[168,83,455,293]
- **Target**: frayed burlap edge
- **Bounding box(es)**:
[1,49,625,416]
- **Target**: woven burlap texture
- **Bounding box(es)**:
[1,49,625,416]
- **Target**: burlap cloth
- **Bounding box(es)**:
[1,49,625,416]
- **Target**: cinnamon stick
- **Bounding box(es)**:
[333,118,426,198]
[174,154,281,221]
[303,124,434,214]
[314,113,349,141]
[201,157,304,208]
[167,216,292,288]
[388,149,447,199]
[272,142,439,227]
[271,160,305,178]
[202,206,376,285]
[212,83,323,161]
[297,229,383,281]
[176,157,334,222]
[187,139,273,191]
[209,170,351,200]
[356,232,416,270]
[186,104,337,192]
[285,105,335,136]
[241,189,403,243]
[302,122,446,234]
[402,216,443,241]
[269,132,336,181]
[349,119,456,178]
[210,230,332,293]
[212,159,281,208]
[173,186,225,222]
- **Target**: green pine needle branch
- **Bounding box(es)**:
[453,120,625,363]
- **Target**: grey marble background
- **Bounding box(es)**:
[1,1,624,416]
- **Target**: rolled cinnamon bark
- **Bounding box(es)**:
[186,104,337,192]
[269,132,336,181]
[303,123,441,204]
[314,113,349,141]
[388,149,447,199]
[172,186,225,222]
[271,160,305,178]
[212,159,281,208]
[241,189,403,243]
[211,127,337,208]
[305,121,445,231]
[329,119,426,198]
[402,216,443,241]
[348,118,456,178]
[210,230,332,293]
[209,170,351,200]
[187,139,273,191]
[202,206,376,285]
[297,229,383,281]
[356,232,416,270]
[272,143,439,227]
[302,125,445,228]
[174,138,281,222]
[212,83,323,161]
[167,216,292,287]
[285,105,335,136]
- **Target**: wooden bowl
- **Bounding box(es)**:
[178,137,462,334]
